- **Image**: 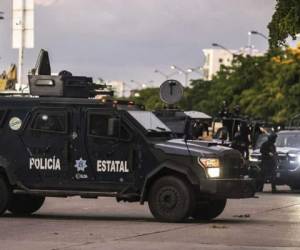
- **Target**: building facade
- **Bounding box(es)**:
[202,48,264,81]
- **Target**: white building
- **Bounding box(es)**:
[202,49,234,80]
[202,48,264,81]
[108,81,125,97]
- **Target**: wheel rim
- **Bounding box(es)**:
[158,188,178,210]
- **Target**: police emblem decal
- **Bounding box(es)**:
[74,158,88,172]
[9,117,22,131]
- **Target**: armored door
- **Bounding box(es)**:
[83,109,135,190]
[19,108,71,189]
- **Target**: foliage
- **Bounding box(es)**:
[134,45,300,124]
[268,0,300,48]
[132,88,165,111]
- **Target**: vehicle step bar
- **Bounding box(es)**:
[13,189,118,198]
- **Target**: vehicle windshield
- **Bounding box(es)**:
[128,111,171,133]
[275,132,300,148]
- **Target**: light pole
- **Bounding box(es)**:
[186,67,203,80]
[247,31,253,55]
[248,30,268,55]
[154,69,178,80]
[250,30,268,41]
[187,66,203,74]
[170,65,190,87]
[212,43,235,55]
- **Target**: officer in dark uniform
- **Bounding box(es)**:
[191,119,204,139]
[232,105,241,118]
[219,101,230,118]
[231,131,244,156]
[240,122,251,159]
[260,133,278,193]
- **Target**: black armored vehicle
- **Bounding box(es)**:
[0,51,255,222]
[154,80,212,140]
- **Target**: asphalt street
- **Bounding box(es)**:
[1,185,300,250]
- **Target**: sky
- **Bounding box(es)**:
[0,0,276,88]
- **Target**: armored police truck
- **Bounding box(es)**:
[0,50,255,222]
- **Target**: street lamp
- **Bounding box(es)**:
[247,30,268,55]
[212,43,235,55]
[154,69,178,80]
[187,66,203,74]
[249,30,268,40]
[170,65,190,87]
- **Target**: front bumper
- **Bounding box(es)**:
[200,178,256,199]
[275,168,300,185]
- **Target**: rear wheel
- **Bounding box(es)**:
[192,199,226,220]
[8,194,45,215]
[148,176,194,222]
[0,177,11,215]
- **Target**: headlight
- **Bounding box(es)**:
[207,168,220,178]
[198,158,221,178]
[288,153,297,157]
[288,153,300,164]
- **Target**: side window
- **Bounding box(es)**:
[32,111,67,133]
[89,114,120,138]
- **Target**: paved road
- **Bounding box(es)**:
[1,185,300,250]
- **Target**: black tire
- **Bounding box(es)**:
[148,176,194,222]
[289,184,300,191]
[0,177,11,215]
[192,199,226,220]
[8,194,45,215]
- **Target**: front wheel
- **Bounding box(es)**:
[8,194,45,215]
[289,184,300,191]
[192,199,226,220]
[148,176,194,222]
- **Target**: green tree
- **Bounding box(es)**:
[132,88,165,111]
[134,47,300,124]
[268,0,300,48]
[199,55,268,117]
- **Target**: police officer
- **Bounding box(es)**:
[260,133,278,193]
[240,122,251,159]
[191,119,204,139]
[231,131,244,156]
[219,101,230,118]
